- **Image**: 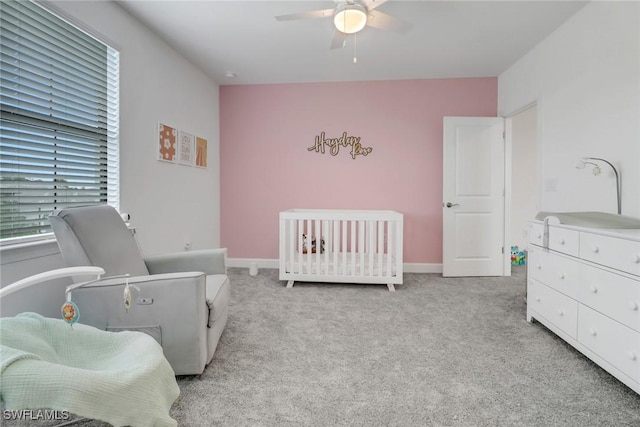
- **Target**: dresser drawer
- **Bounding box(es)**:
[529,222,544,246]
[529,222,544,247]
[528,247,579,298]
[578,264,640,333]
[528,279,578,339]
[548,226,580,257]
[578,305,640,383]
[580,233,640,276]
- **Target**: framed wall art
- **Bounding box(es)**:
[158,123,176,162]
[178,130,194,166]
[195,136,207,168]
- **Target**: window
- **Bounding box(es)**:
[0,0,119,241]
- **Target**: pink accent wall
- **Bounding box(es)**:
[220,78,497,263]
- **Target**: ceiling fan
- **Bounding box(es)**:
[275,0,411,50]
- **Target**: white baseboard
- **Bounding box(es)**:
[227,258,442,274]
[403,263,443,273]
[227,258,279,269]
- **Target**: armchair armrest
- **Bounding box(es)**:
[144,248,227,276]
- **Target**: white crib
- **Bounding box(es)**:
[279,209,403,291]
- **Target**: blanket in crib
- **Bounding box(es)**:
[0,312,180,427]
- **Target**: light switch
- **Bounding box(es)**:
[544,178,557,192]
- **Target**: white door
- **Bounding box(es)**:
[442,117,505,277]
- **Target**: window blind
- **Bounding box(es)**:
[0,0,119,240]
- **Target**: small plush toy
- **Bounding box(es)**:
[510,246,520,265]
[302,234,316,254]
[302,234,325,254]
[511,246,526,265]
[517,249,526,265]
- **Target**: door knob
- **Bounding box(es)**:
[444,202,459,208]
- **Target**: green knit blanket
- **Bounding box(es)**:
[0,312,179,427]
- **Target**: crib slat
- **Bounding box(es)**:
[341,221,347,275]
[298,220,303,274]
[378,221,384,277]
[351,220,357,276]
[314,219,320,275]
[387,221,394,278]
[322,220,328,274]
[288,219,294,273]
[332,221,340,275]
[306,219,312,275]
[359,221,365,276]
[368,221,374,276]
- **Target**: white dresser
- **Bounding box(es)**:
[527,219,640,395]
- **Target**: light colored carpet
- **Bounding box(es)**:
[171,267,640,426]
[4,266,640,426]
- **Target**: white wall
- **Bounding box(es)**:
[510,107,538,249]
[1,1,221,313]
[498,2,640,217]
[51,0,221,255]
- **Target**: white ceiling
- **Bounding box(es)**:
[116,0,587,86]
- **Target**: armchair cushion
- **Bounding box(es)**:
[49,205,149,277]
[205,275,230,327]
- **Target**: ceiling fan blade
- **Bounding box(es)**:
[366,10,411,33]
[362,0,389,11]
[330,29,346,49]
[275,8,335,21]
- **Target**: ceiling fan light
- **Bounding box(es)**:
[334,5,367,34]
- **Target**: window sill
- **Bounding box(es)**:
[1,233,56,248]
[0,235,60,265]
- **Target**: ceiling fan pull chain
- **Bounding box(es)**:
[353,32,358,64]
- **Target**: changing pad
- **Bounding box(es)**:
[535,211,640,229]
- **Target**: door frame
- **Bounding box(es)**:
[441,103,539,277]
[503,100,539,276]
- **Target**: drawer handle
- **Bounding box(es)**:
[559,273,565,280]
[557,310,564,317]
[589,328,597,337]
[559,238,565,245]
[629,301,639,311]
[634,254,640,264]
[629,352,638,361]
[537,233,542,239]
[536,264,542,270]
[535,297,541,302]
[592,245,599,254]
[590,285,598,294]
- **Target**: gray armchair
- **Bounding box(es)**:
[49,204,229,376]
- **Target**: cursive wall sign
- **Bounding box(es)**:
[307,131,373,160]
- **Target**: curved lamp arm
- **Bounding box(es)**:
[587,157,621,215]
[0,266,105,299]
[578,157,621,215]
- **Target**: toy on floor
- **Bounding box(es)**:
[510,246,526,265]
